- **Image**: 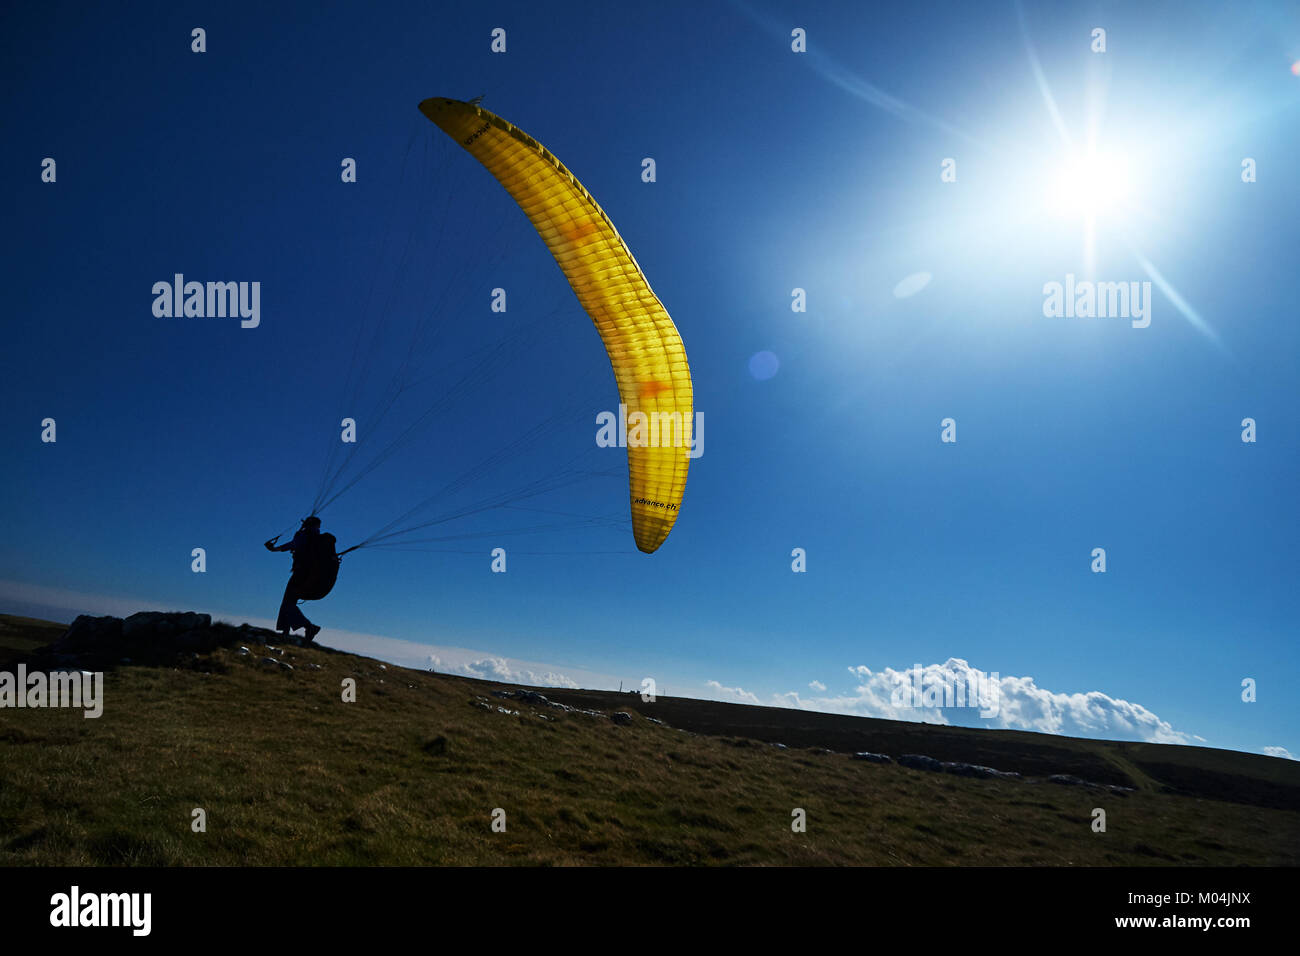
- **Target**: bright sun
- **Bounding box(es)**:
[1047,151,1133,219]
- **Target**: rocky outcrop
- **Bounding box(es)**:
[886,752,1134,790]
[898,753,944,772]
[481,688,644,724]
[1048,773,1135,794]
[45,611,309,666]
[897,753,1019,779]
[853,751,892,763]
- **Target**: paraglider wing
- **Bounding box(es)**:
[418,97,692,554]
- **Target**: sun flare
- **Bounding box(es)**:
[1047,151,1133,219]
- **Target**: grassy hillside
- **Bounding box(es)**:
[1,612,1296,866]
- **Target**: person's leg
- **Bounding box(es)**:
[277,579,312,633]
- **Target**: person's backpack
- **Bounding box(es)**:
[296,532,341,601]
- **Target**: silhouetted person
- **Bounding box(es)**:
[265,516,326,642]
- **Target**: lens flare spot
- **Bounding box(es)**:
[748,351,779,381]
[893,272,933,299]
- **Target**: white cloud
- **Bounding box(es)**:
[766,658,1196,744]
[1262,746,1296,761]
[429,654,579,689]
[808,680,826,691]
[704,680,761,705]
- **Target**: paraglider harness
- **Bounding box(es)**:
[295,532,341,601]
[267,530,349,602]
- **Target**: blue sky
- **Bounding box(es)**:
[2,0,1297,759]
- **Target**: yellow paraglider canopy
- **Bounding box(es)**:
[418,97,692,554]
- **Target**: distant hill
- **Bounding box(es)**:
[1,611,1296,866]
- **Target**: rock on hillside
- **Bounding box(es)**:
[44,610,308,666]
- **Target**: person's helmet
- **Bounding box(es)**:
[302,516,322,529]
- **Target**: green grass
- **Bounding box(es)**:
[1,613,1296,866]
